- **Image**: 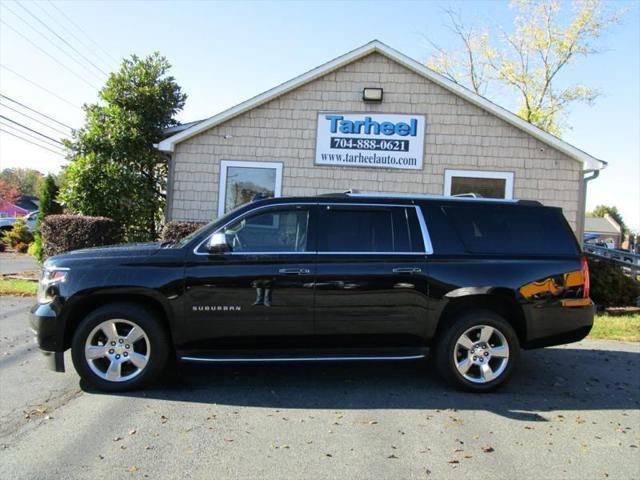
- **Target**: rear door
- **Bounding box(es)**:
[313,203,430,348]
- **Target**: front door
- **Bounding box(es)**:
[182,204,316,353]
[314,203,430,348]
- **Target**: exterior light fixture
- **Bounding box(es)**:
[362,87,383,102]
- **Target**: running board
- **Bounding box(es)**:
[179,353,426,363]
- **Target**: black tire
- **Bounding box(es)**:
[71,303,169,392]
[434,309,520,392]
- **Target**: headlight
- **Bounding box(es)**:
[37,268,68,304]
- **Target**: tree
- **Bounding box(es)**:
[0,179,19,205]
[60,52,186,241]
[32,175,63,262]
[590,205,627,234]
[0,168,45,197]
[426,0,622,136]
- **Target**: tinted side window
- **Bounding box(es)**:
[223,208,309,252]
[318,207,395,252]
[443,205,578,255]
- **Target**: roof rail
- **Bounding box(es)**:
[452,192,481,198]
[340,192,519,203]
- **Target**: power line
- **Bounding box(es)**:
[0,127,66,156]
[0,19,98,89]
[32,1,115,73]
[0,101,70,136]
[15,1,109,77]
[0,64,81,109]
[0,118,65,150]
[2,2,105,82]
[0,114,64,145]
[0,94,74,130]
[46,0,119,66]
[0,120,64,151]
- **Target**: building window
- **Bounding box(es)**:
[218,160,283,217]
[444,169,514,199]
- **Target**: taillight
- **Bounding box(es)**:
[580,255,590,299]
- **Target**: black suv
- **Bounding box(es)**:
[31,193,593,392]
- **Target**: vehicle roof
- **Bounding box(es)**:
[248,192,543,208]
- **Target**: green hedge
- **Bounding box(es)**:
[41,214,123,258]
[588,256,640,307]
[160,221,205,243]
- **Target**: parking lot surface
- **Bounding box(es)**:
[1,296,639,479]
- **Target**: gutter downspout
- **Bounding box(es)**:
[577,169,601,243]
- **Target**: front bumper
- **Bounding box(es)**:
[30,303,66,372]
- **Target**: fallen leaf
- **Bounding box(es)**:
[464,454,473,459]
[127,466,138,473]
[481,446,495,453]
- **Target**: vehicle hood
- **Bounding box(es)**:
[44,242,163,268]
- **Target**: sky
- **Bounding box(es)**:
[0,0,638,230]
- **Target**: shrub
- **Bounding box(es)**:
[41,215,124,258]
[588,256,640,307]
[1,218,34,250]
[160,221,205,243]
[33,174,63,262]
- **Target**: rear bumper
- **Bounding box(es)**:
[523,301,595,349]
[30,303,66,372]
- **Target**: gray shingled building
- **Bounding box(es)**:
[158,41,606,237]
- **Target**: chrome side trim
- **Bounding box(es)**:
[180,354,426,363]
[414,205,434,255]
[221,251,426,256]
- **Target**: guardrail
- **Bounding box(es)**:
[583,244,640,282]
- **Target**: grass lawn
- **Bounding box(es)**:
[590,313,640,342]
[0,278,38,296]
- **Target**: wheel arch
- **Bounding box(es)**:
[62,291,174,350]
[434,290,527,344]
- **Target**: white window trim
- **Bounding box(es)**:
[444,169,515,199]
[218,160,283,217]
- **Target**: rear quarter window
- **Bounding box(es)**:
[442,204,578,256]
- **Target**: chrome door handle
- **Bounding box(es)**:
[392,267,422,274]
[278,268,311,275]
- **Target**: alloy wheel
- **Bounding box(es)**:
[84,319,150,382]
[453,324,510,384]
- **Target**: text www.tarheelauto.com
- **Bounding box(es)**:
[319,152,418,167]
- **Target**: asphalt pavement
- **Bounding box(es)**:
[1,296,639,480]
[0,253,39,275]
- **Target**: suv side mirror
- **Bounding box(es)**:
[206,232,229,254]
